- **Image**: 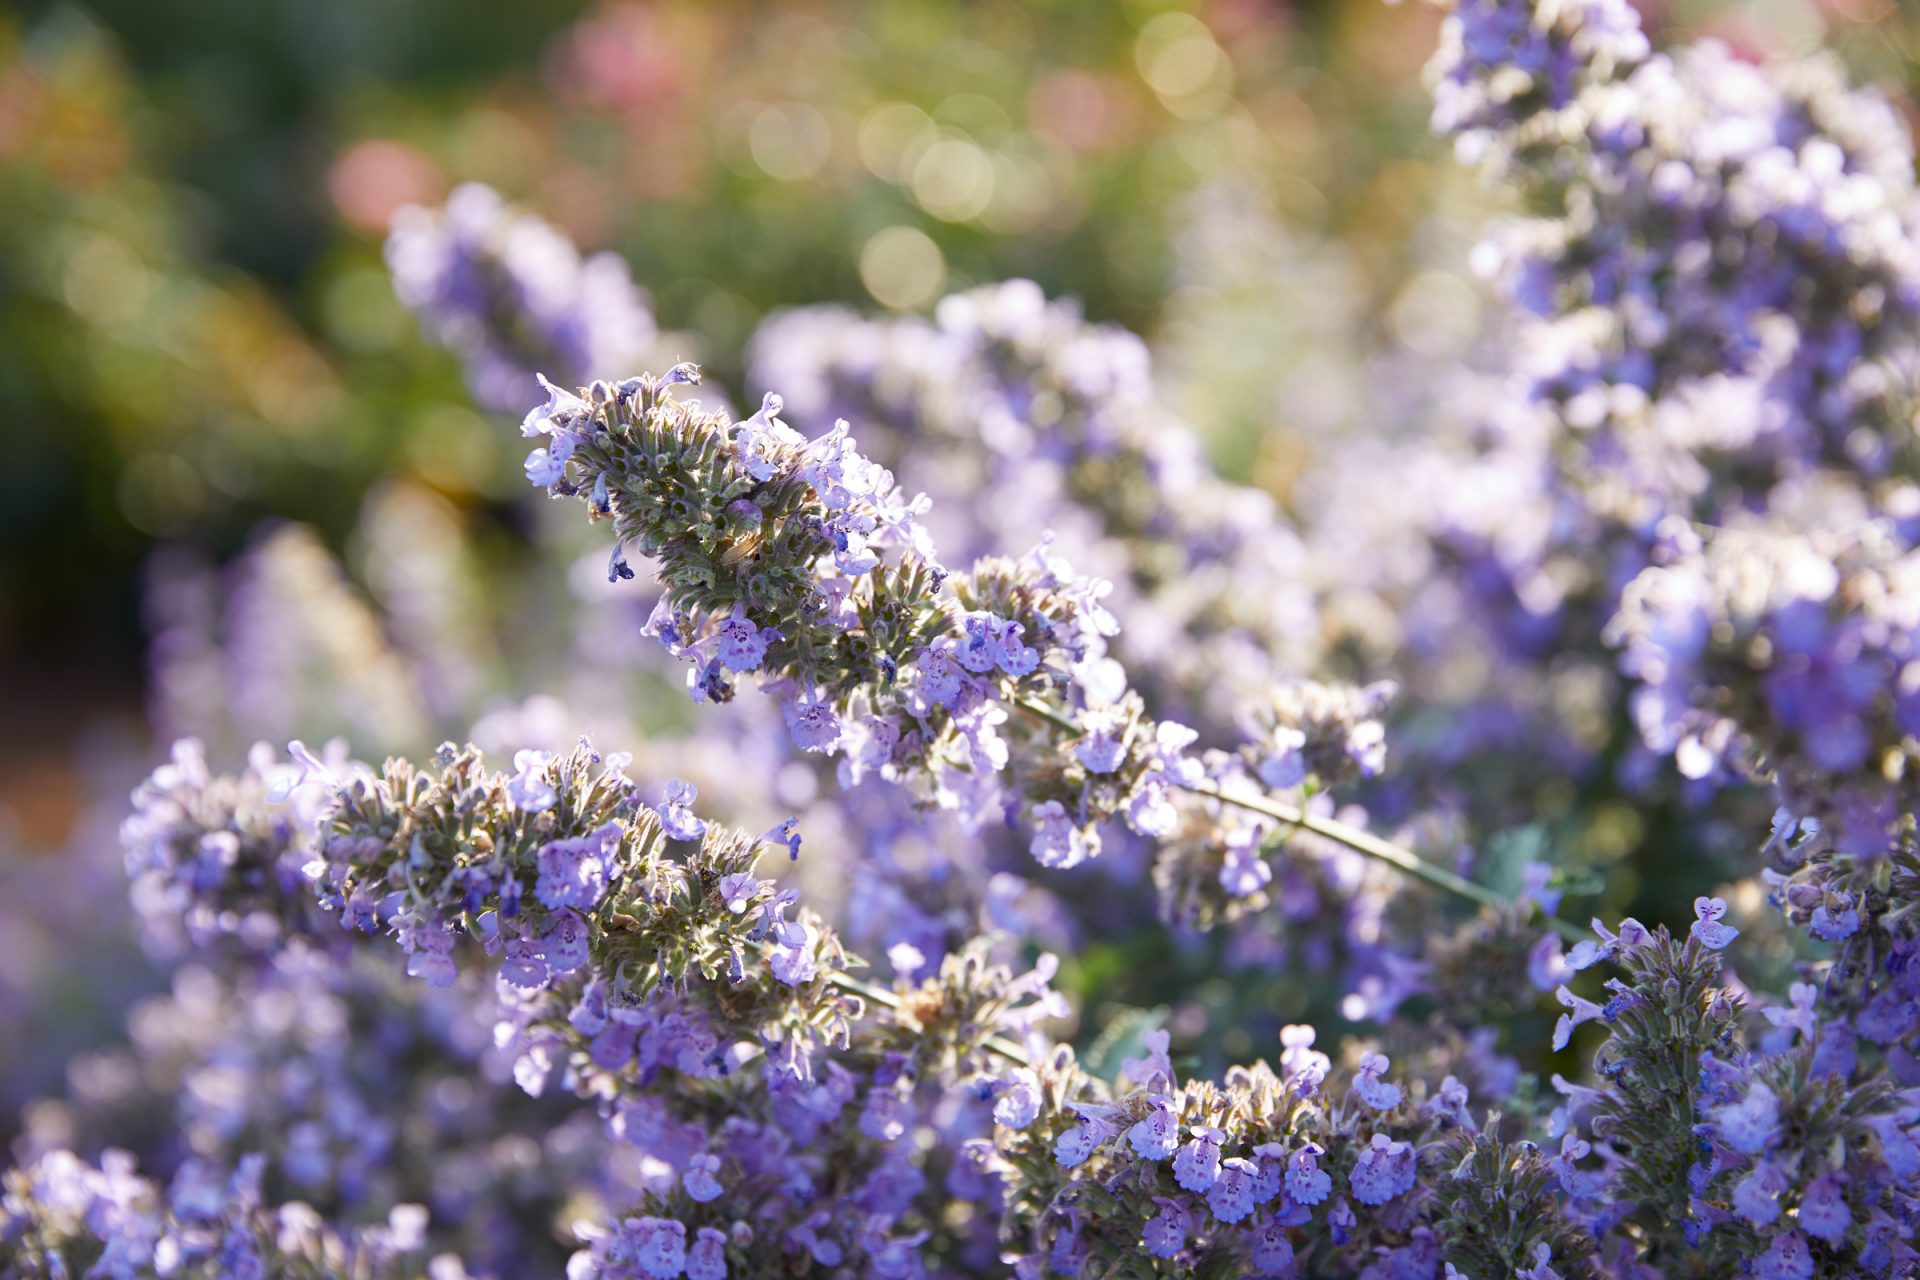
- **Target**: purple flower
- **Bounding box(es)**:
[1731,1161,1789,1227]
[1350,1133,1417,1205]
[1755,1231,1814,1280]
[1529,934,1574,991]
[627,1216,688,1279]
[767,922,820,986]
[734,392,803,481]
[1351,1052,1402,1110]
[714,607,770,673]
[1207,1157,1259,1223]
[1797,1172,1850,1244]
[1029,801,1099,869]
[757,817,803,861]
[656,779,708,842]
[1172,1125,1224,1192]
[505,749,556,812]
[1758,990,1812,1043]
[683,1154,723,1203]
[782,691,844,754]
[1690,896,1740,950]
[1516,1242,1562,1280]
[1073,707,1129,774]
[1219,825,1272,898]
[1118,1028,1174,1089]
[1711,1082,1781,1156]
[1286,1142,1333,1205]
[861,1087,910,1143]
[687,1227,729,1280]
[915,643,971,707]
[1810,899,1860,941]
[1552,985,1607,1052]
[402,924,455,987]
[535,824,615,911]
[500,937,548,989]
[1249,1220,1295,1273]
[717,873,762,915]
[1256,727,1307,790]
[1141,1197,1189,1259]
[540,909,591,974]
[993,1070,1042,1130]
[1126,1097,1180,1160]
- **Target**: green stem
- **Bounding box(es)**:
[1012,695,1584,944]
[1181,780,1584,944]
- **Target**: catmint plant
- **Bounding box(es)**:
[388,183,657,412]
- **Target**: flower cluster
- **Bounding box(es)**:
[1437,0,1920,547]
[748,280,1325,728]
[387,182,656,411]
[516,365,1226,871]
[1608,515,1920,856]
[975,1023,1598,1278]
[1545,905,1920,1277]
[114,739,1077,1276]
[1428,0,1648,160]
[2,1148,457,1279]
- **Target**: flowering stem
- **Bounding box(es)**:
[1011,695,1583,942]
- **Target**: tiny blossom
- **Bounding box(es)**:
[1172,1124,1224,1192]
[1054,1111,1116,1169]
[682,1154,723,1204]
[1286,1143,1333,1206]
[715,606,770,672]
[782,691,844,754]
[758,817,803,861]
[1350,1133,1417,1206]
[404,926,456,987]
[1207,1157,1259,1223]
[1141,1197,1190,1259]
[1029,801,1099,870]
[540,910,591,974]
[506,750,557,812]
[1798,1172,1851,1244]
[535,826,615,911]
[1690,897,1740,950]
[1551,985,1606,1052]
[1218,824,1273,898]
[1118,1028,1174,1090]
[1762,982,1818,1044]
[1732,1161,1790,1227]
[1256,726,1307,790]
[1278,1025,1331,1084]
[1351,1052,1402,1110]
[500,937,547,990]
[629,1216,688,1279]
[1250,1221,1296,1272]
[993,1071,1042,1130]
[1755,1233,1816,1280]
[716,873,762,914]
[687,1228,729,1280]
[767,921,820,986]
[1810,899,1860,941]
[1073,706,1129,774]
[656,779,708,842]
[1710,1083,1780,1156]
[1126,1097,1181,1160]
